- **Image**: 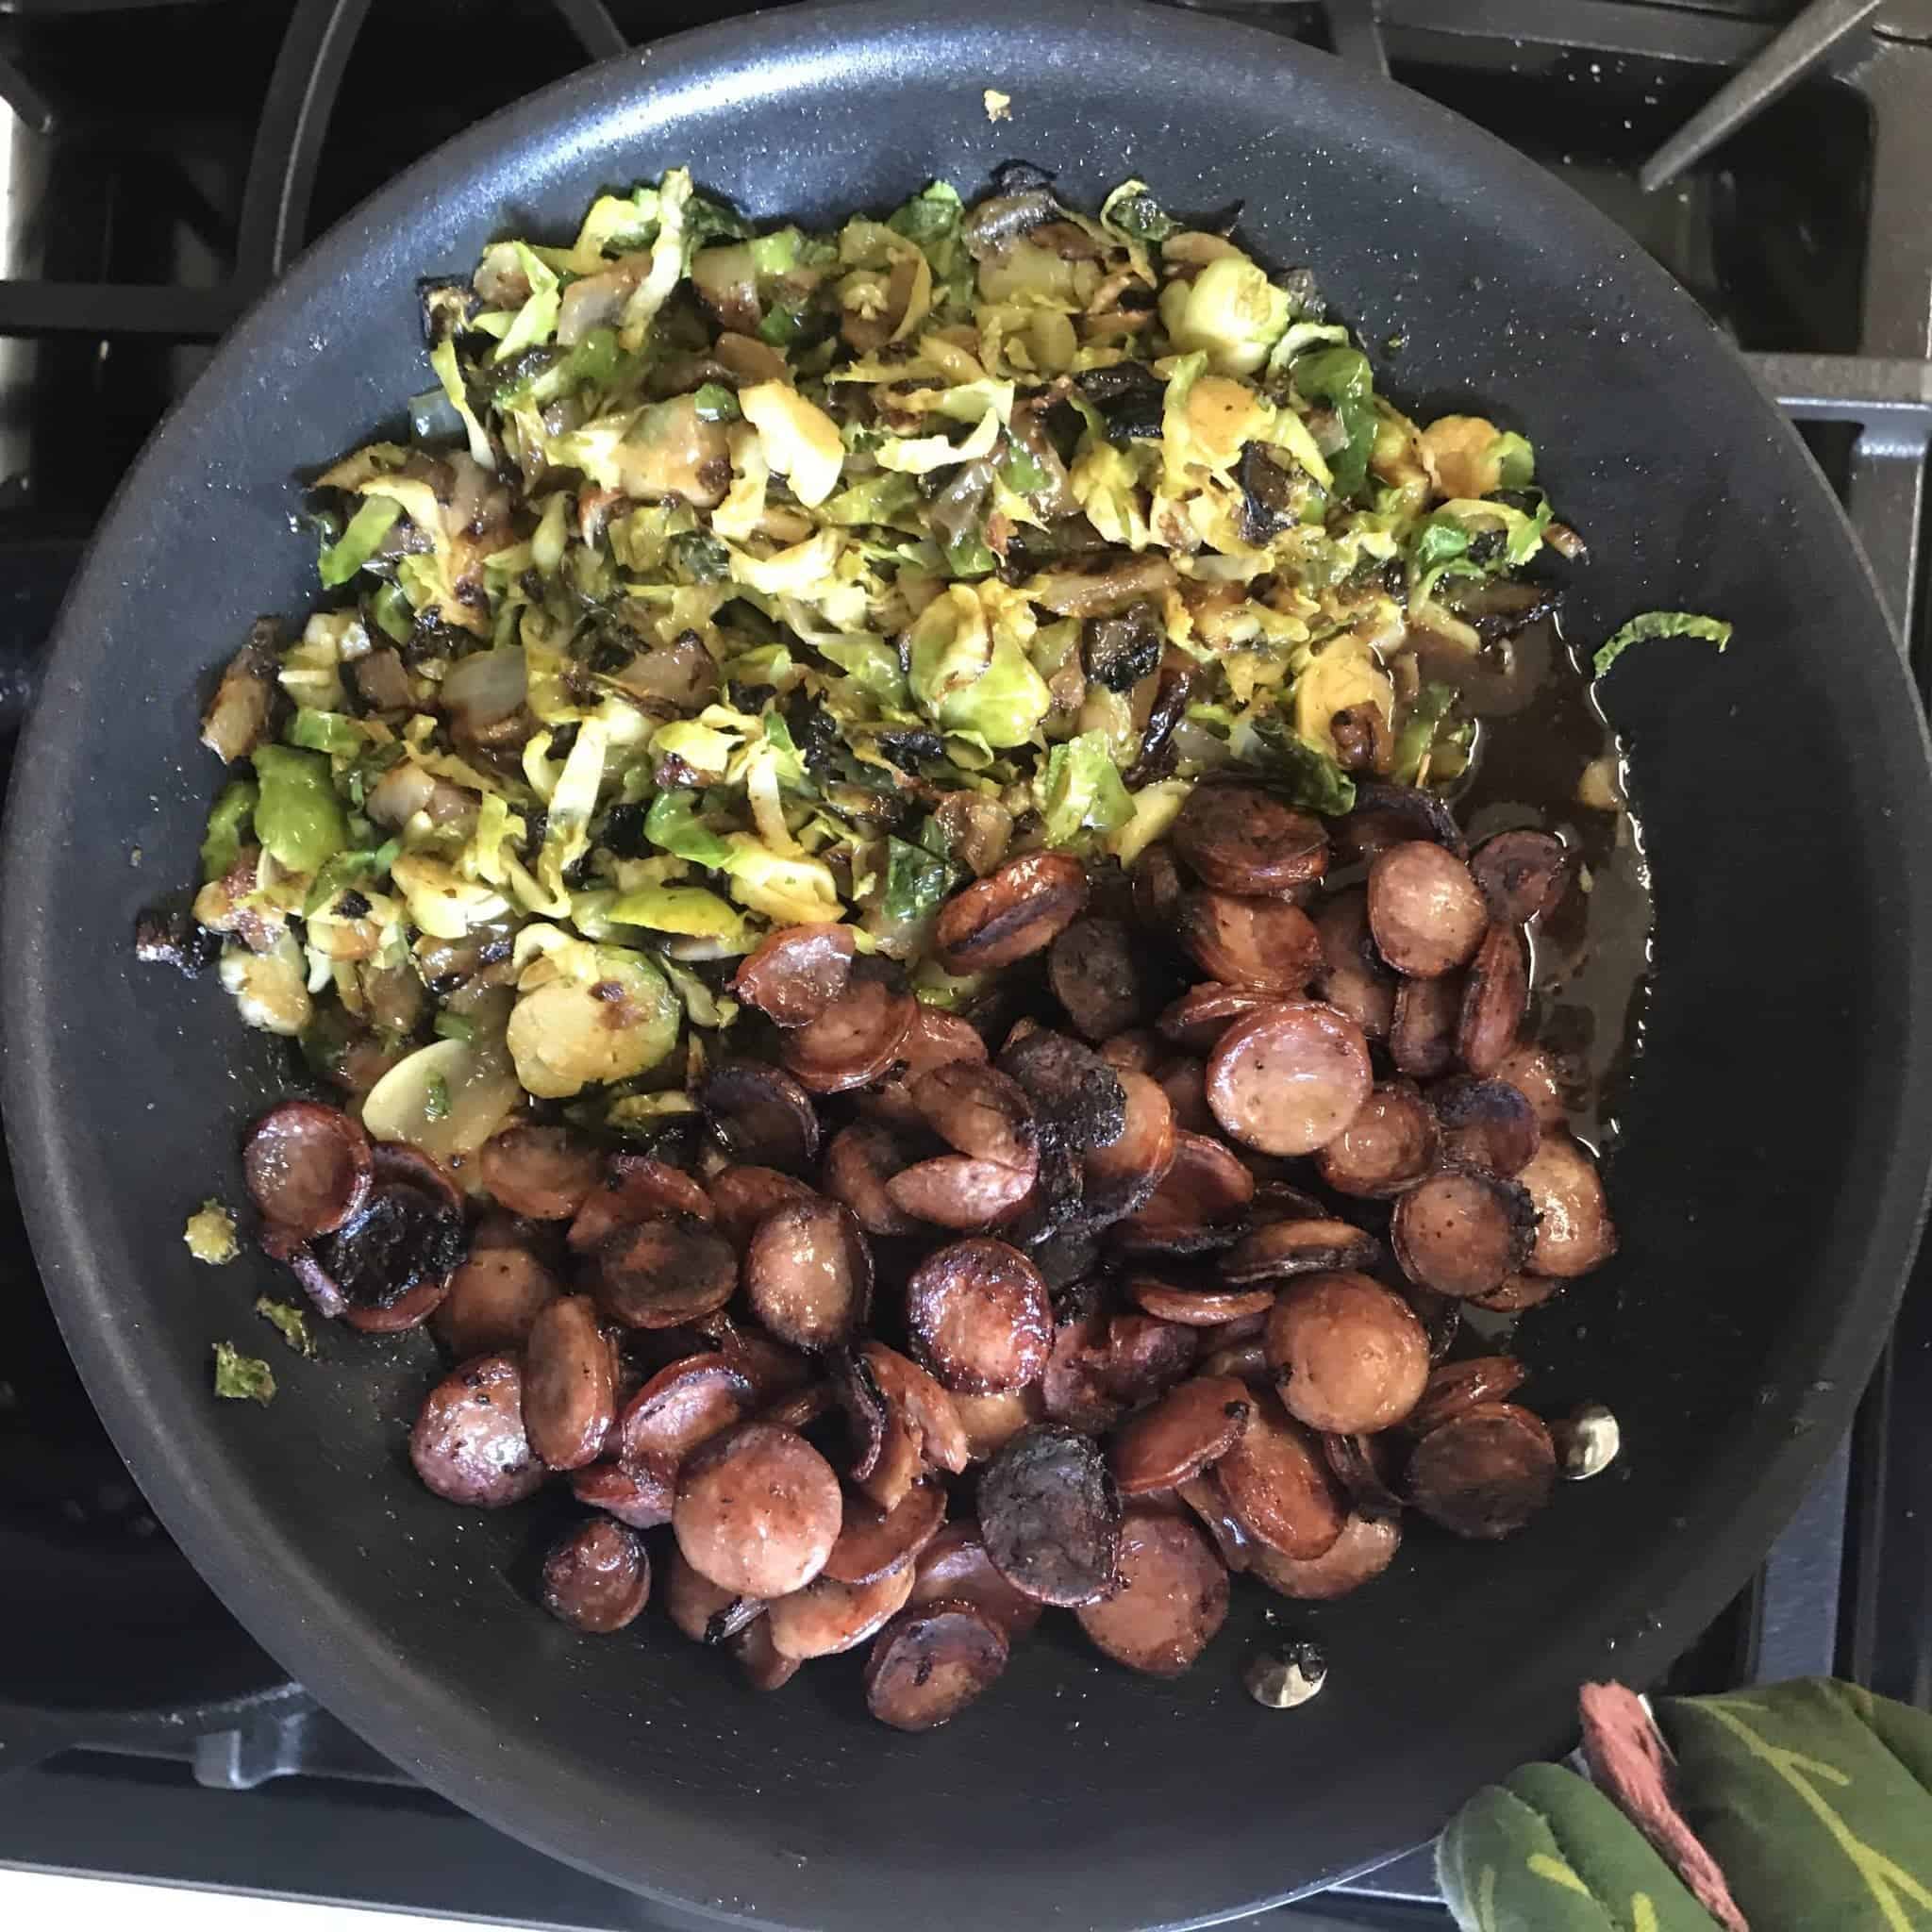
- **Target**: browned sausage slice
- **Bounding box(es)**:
[1175,891,1322,994]
[568,1155,714,1255]
[593,1217,738,1329]
[410,1354,545,1507]
[1311,888,1396,1041]
[617,1352,755,1513]
[1321,1431,1407,1522]
[1407,1401,1556,1539]
[1493,1042,1579,1130]
[1367,841,1489,978]
[523,1294,618,1471]
[1099,1314,1200,1407]
[432,1247,560,1359]
[886,1151,1039,1229]
[1081,1070,1177,1223]
[767,1557,918,1660]
[860,1006,988,1130]
[1220,1218,1381,1286]
[242,1098,375,1239]
[1247,1512,1401,1600]
[1408,1355,1529,1435]
[1470,1270,1563,1313]
[949,1388,1038,1461]
[728,1616,802,1690]
[570,1459,671,1530]
[1391,974,1461,1078]
[1263,1272,1429,1434]
[1211,1391,1344,1558]
[1205,1000,1371,1157]
[340,1272,451,1336]
[980,1423,1123,1607]
[1100,1029,1160,1074]
[1431,1074,1541,1177]
[908,1521,1043,1635]
[934,851,1089,974]
[1111,1130,1256,1255]
[541,1517,650,1632]
[1130,842,1188,929]
[731,921,855,1027]
[1470,828,1571,924]
[1153,1055,1216,1136]
[744,1197,873,1350]
[1315,1081,1438,1198]
[662,1543,764,1644]
[1126,1276,1274,1327]
[864,1599,1010,1730]
[996,1025,1128,1151]
[822,1479,948,1586]
[1333,782,1465,865]
[1457,923,1527,1076]
[1514,1130,1616,1277]
[705,1165,818,1250]
[910,1061,1037,1170]
[1109,1374,1251,1494]
[821,1124,920,1237]
[1049,916,1152,1041]
[1174,1472,1254,1572]
[478,1123,598,1222]
[1155,983,1274,1054]
[858,1341,971,1512]
[1391,1170,1538,1299]
[672,1422,843,1597]
[906,1238,1053,1393]
[1076,1509,1228,1676]
[1171,783,1327,894]
[781,979,917,1094]
[699,1059,822,1174]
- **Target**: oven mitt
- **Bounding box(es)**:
[1437,1677,1932,1931]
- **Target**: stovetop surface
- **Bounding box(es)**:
[1,2,1928,1926]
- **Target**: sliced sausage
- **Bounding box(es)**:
[541,1517,649,1632]
[1321,1430,1407,1522]
[728,1616,802,1691]
[1112,1130,1255,1254]
[1408,1355,1529,1435]
[572,1458,671,1529]
[1175,891,1322,994]
[1099,1314,1200,1407]
[1391,1170,1538,1299]
[1471,1270,1563,1313]
[1247,1512,1401,1600]
[996,1026,1128,1151]
[1175,1472,1253,1572]
[1049,915,1152,1041]
[1470,829,1571,924]
[1211,1391,1344,1558]
[1153,1055,1217,1135]
[1127,1276,1274,1327]
[243,1099,374,1238]
[341,1271,455,1336]
[908,1521,1043,1635]
[781,979,917,1094]
[1431,1074,1540,1177]
[593,1216,738,1328]
[934,850,1089,973]
[672,1422,843,1598]
[524,1294,618,1471]
[822,1124,921,1237]
[1391,973,1461,1079]
[907,1237,1052,1393]
[860,1006,988,1130]
[859,1341,972,1509]
[706,1164,818,1250]
[1407,1401,1556,1539]
[1333,781,1465,865]
[1156,982,1275,1054]
[1316,1081,1439,1197]
[1493,1042,1580,1131]
[478,1123,598,1222]
[1263,1272,1429,1434]
[1311,888,1396,1041]
[700,1058,822,1173]
[1131,842,1189,928]
[1457,923,1527,1076]
[1076,1509,1228,1677]
[616,1352,755,1514]
[949,1387,1039,1461]
[1205,1000,1371,1157]
[313,1168,464,1324]
[886,1151,1039,1229]
[662,1542,764,1644]
[744,1197,873,1349]
[1099,1028,1160,1074]
[1198,1336,1268,1382]
[1109,1374,1251,1494]
[768,1558,917,1660]
[1081,1069,1177,1222]
[731,921,855,1026]
[865,1599,1010,1730]
[1220,1218,1380,1286]
[910,1061,1036,1169]
[410,1354,545,1507]
[1517,1131,1617,1277]
[1171,782,1326,894]
[980,1423,1123,1607]
[432,1246,561,1358]
[569,1155,714,1255]
[822,1479,948,1586]
[1366,841,1489,979]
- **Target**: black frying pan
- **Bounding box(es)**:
[6,3,1931,1924]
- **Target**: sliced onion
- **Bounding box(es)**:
[359,1033,523,1168]
[441,646,528,736]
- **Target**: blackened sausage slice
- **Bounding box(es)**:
[732,922,855,1027]
[865,1600,1010,1730]
[1407,1401,1556,1539]
[1049,915,1152,1041]
[1516,1131,1618,1277]
[700,1059,823,1174]
[1220,1218,1380,1286]
[1247,1512,1401,1600]
[1076,1509,1228,1676]
[1366,841,1489,978]
[744,1197,873,1349]
[1205,1000,1371,1157]
[593,1217,738,1329]
[1457,923,1527,1076]
[524,1294,617,1471]
[996,1026,1128,1151]
[907,1238,1053,1393]
[1109,1374,1251,1494]
[1334,781,1465,865]
[1391,974,1461,1078]
[410,1354,544,1507]
[433,1247,561,1359]
[1470,829,1571,925]
[1211,1391,1344,1558]
[243,1099,373,1238]
[1263,1272,1428,1434]
[1311,888,1396,1041]
[1316,1080,1439,1197]
[672,1422,843,1598]
[934,851,1089,973]
[1175,891,1322,994]
[1171,782,1326,894]
[1391,1171,1538,1299]
[780,980,917,1094]
[1431,1074,1541,1177]
[478,1123,597,1221]
[980,1423,1123,1607]
[541,1518,649,1632]
[822,1480,948,1586]
[1081,1070,1177,1222]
